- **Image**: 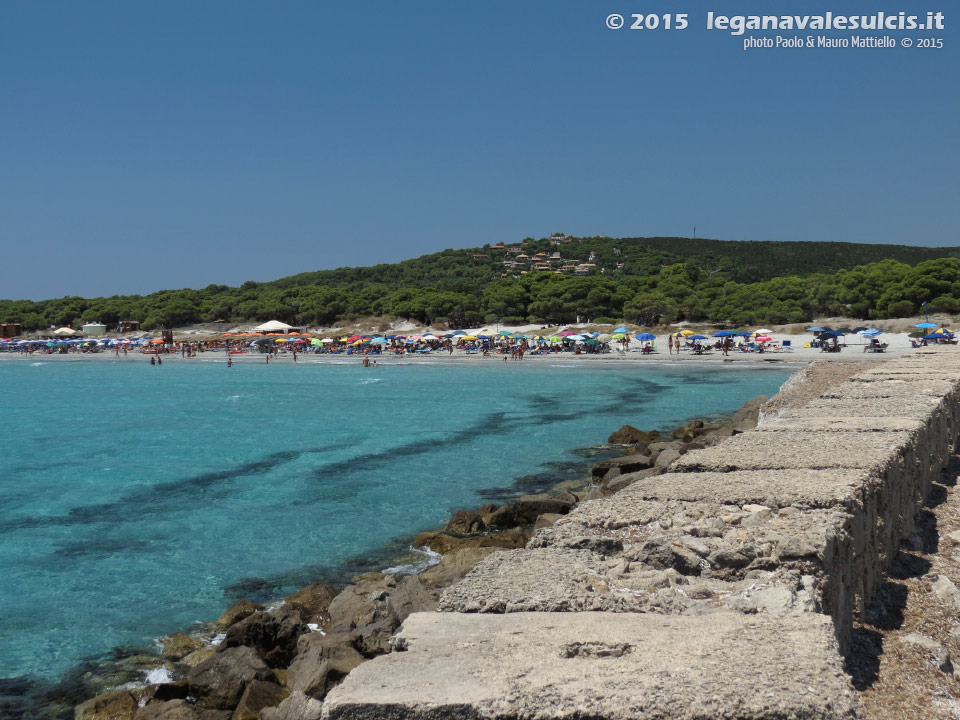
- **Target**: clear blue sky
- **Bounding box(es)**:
[1,1,956,300]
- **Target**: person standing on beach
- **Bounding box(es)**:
[668,336,673,355]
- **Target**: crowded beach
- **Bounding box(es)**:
[1,318,955,363]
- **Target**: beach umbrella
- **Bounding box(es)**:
[805,327,826,332]
[821,330,845,337]
[584,339,599,345]
[460,335,478,341]
[636,333,656,341]
[548,335,562,342]
[754,328,773,335]
[712,330,734,337]
[422,334,438,340]
[925,332,952,340]
[858,329,882,337]
[453,330,466,336]
[915,322,938,329]
[837,327,855,334]
[498,331,512,336]
[320,338,334,343]
[614,327,629,333]
[597,333,613,342]
[310,338,322,345]
[559,330,576,337]
[755,335,772,342]
[689,335,708,340]
[370,338,387,344]
[566,334,584,341]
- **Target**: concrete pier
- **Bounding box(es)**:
[323,349,960,720]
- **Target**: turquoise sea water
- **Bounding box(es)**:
[0,358,792,683]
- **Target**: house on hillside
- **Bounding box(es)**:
[472,253,489,259]
[532,262,551,271]
[489,244,505,250]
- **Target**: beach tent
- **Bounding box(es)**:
[253,320,296,333]
[53,327,78,336]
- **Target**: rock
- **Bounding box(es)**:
[75,690,138,720]
[216,601,264,629]
[903,633,953,673]
[731,396,768,432]
[591,454,654,479]
[947,530,960,544]
[608,425,659,444]
[137,681,190,704]
[134,701,198,720]
[415,528,530,555]
[287,633,366,700]
[708,543,756,569]
[182,647,218,667]
[259,691,324,720]
[485,505,520,529]
[230,679,288,720]
[654,445,682,469]
[513,494,575,524]
[419,547,500,590]
[160,633,206,661]
[742,504,772,518]
[387,575,437,623]
[221,605,308,668]
[672,419,705,442]
[444,509,485,536]
[933,575,960,610]
[188,646,277,710]
[327,581,390,633]
[533,513,563,531]
[632,537,701,575]
[284,583,339,623]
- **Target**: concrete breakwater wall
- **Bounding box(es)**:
[322,349,960,720]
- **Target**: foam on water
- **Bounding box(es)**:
[0,360,792,682]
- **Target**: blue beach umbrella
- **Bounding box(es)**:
[614,327,628,333]
[924,332,951,340]
[712,331,734,337]
[915,322,938,329]
[805,327,826,332]
[636,332,656,341]
[859,329,882,337]
[689,335,708,340]
[736,331,753,337]
[453,330,466,335]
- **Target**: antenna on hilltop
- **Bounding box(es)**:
[693,225,696,239]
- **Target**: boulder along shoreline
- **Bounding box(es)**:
[46,361,867,720]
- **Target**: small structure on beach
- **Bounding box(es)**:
[118,320,140,333]
[81,322,107,337]
[253,320,298,334]
[0,323,21,337]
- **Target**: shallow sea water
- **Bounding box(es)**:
[0,358,793,681]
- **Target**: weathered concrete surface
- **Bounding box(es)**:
[322,350,960,720]
[323,612,860,720]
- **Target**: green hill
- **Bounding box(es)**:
[3,236,960,331]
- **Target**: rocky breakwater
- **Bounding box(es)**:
[323,348,960,720]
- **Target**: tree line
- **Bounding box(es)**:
[3,254,959,331]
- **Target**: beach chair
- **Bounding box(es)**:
[782,340,792,352]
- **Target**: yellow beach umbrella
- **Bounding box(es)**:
[460,335,478,341]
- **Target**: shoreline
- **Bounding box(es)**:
[13,358,885,718]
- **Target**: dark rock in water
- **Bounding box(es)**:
[215,600,264,629]
[134,699,199,720]
[187,646,277,710]
[74,689,138,720]
[513,494,574,524]
[260,691,324,720]
[672,419,706,442]
[443,509,485,536]
[608,425,660,445]
[221,605,308,668]
[0,676,32,696]
[476,503,497,516]
[231,679,288,720]
[222,577,282,603]
[287,634,366,700]
[283,583,339,623]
